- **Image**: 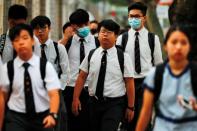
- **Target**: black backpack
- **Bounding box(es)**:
[6,58,67,131]
[65,36,100,52]
[153,61,197,104]
[87,46,124,75]
[121,31,155,66]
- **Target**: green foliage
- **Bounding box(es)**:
[90,0,129,6]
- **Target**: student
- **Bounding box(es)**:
[0,4,28,63]
[58,22,75,45]
[89,20,99,36]
[65,9,98,131]
[136,24,197,131]
[0,24,61,131]
[72,19,135,131]
[116,2,163,130]
[30,15,70,90]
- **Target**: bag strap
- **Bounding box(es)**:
[65,36,73,52]
[53,41,62,78]
[40,58,47,88]
[148,32,155,66]
[88,49,96,72]
[121,32,128,52]
[190,61,197,97]
[154,63,165,103]
[116,46,124,75]
[94,36,100,48]
[0,33,7,56]
[7,60,14,95]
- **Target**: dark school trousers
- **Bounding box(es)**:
[89,96,126,131]
[63,86,89,131]
[4,109,53,131]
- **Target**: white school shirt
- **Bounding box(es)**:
[80,46,134,97]
[116,27,163,78]
[67,33,97,87]
[143,63,197,131]
[34,38,70,90]
[1,54,61,113]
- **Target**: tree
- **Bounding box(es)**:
[169,0,197,61]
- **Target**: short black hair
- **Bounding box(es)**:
[8,4,28,20]
[128,2,147,16]
[30,15,51,29]
[98,19,120,35]
[62,22,71,33]
[9,24,33,42]
[69,9,89,25]
[90,20,98,24]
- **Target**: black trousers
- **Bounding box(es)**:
[4,109,53,131]
[128,78,152,131]
[63,86,89,131]
[89,96,125,131]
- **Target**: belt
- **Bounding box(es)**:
[8,109,49,118]
[90,95,126,102]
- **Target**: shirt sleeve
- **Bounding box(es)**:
[45,62,61,91]
[154,35,163,65]
[116,35,122,46]
[0,63,10,92]
[58,44,70,89]
[79,52,89,73]
[143,67,156,92]
[123,53,134,78]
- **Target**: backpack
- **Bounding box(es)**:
[153,61,197,104]
[121,31,155,66]
[6,58,67,131]
[87,45,124,75]
[53,41,62,78]
[65,36,100,52]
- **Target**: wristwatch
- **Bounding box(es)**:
[49,112,58,120]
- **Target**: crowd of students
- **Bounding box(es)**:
[0,2,197,131]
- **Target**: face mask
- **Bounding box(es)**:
[90,29,97,35]
[128,18,141,30]
[77,26,90,38]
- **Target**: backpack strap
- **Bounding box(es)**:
[94,36,100,48]
[116,46,124,75]
[0,33,7,56]
[121,32,128,52]
[40,58,47,88]
[65,36,73,52]
[7,60,14,93]
[154,63,165,103]
[190,61,197,97]
[53,41,62,78]
[88,49,96,72]
[148,32,155,66]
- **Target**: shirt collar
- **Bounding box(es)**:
[16,54,36,68]
[129,27,147,37]
[99,45,116,56]
[74,33,92,43]
[41,38,53,47]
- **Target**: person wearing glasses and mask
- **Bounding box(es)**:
[116,2,163,131]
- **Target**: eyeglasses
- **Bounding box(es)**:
[100,30,114,35]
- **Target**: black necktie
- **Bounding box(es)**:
[79,38,85,64]
[95,50,107,100]
[135,32,141,74]
[23,63,36,115]
[41,44,47,60]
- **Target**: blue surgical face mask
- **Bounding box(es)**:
[128,18,141,30]
[77,26,90,38]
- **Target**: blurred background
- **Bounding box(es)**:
[0,0,184,43]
